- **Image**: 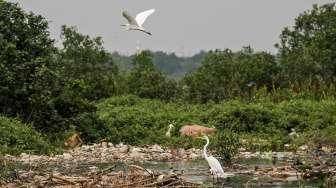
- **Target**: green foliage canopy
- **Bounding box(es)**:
[183,48,277,102]
[59,25,119,100]
[126,51,179,100]
[277,3,336,87]
[0,1,61,131]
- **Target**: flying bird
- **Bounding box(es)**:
[121,9,155,35]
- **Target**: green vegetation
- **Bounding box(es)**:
[0,116,52,155]
[212,130,240,165]
[183,47,277,102]
[0,1,335,158]
[96,95,204,147]
[276,3,336,88]
[125,51,179,100]
[96,95,336,150]
[112,50,205,79]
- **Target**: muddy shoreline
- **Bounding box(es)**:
[1,143,336,187]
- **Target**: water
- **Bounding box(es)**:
[139,159,324,188]
[1,157,330,187]
[142,160,210,184]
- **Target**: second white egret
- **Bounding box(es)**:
[165,123,174,137]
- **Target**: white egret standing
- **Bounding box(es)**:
[121,9,155,35]
[289,128,298,138]
[202,135,226,183]
[165,123,174,137]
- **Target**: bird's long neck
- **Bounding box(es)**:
[203,137,209,158]
[166,125,173,136]
[167,126,172,134]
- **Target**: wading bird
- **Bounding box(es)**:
[121,9,155,35]
[166,123,174,137]
[202,135,226,182]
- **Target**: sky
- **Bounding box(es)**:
[10,0,334,56]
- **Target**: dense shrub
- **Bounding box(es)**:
[72,112,108,143]
[205,98,336,134]
[59,25,120,101]
[96,95,336,151]
[309,124,336,147]
[0,1,60,132]
[277,99,336,131]
[0,116,52,155]
[182,48,277,103]
[126,51,180,101]
[211,130,240,165]
[277,3,336,87]
[204,100,280,133]
[0,2,114,136]
[97,95,205,146]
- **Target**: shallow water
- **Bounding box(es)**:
[139,159,323,188]
[1,156,329,187]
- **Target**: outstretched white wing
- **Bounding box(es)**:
[135,9,155,27]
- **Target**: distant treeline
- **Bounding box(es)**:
[112,51,206,79]
[0,1,335,152]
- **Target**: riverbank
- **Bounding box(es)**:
[1,143,336,187]
[4,143,203,165]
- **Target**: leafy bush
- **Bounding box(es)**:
[212,130,240,165]
[0,2,115,137]
[206,98,336,134]
[310,125,336,147]
[0,116,53,155]
[97,95,336,151]
[97,95,205,146]
[204,100,280,133]
[182,48,277,103]
[277,3,336,87]
[59,25,119,101]
[72,112,108,143]
[0,1,60,132]
[126,51,180,101]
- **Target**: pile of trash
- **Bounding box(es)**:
[1,164,201,187]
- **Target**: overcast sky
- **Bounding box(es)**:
[10,0,334,56]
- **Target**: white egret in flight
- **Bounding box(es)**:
[202,135,227,181]
[121,9,155,35]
